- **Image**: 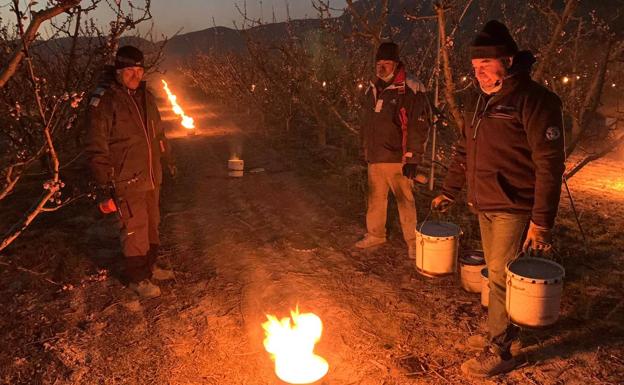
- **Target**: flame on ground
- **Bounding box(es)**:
[262,308,329,384]
[161,80,195,129]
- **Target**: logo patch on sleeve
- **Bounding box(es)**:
[545,126,561,141]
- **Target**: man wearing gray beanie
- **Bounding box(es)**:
[432,20,566,377]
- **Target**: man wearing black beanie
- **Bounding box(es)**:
[355,42,431,260]
[432,20,566,377]
[85,45,176,299]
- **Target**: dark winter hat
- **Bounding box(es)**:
[375,42,400,62]
[470,20,518,59]
[115,45,144,69]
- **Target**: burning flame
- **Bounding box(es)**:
[262,308,329,384]
[161,80,195,129]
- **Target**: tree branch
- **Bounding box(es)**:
[0,0,81,88]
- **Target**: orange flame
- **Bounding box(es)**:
[161,80,195,129]
[262,308,329,384]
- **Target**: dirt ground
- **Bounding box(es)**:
[0,102,622,385]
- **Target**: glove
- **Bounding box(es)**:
[402,163,418,179]
[522,221,552,253]
[98,198,117,214]
[431,193,454,213]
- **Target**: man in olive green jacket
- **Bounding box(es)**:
[85,46,175,298]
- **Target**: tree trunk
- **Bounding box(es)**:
[566,39,613,154]
[533,0,579,83]
[435,2,465,134]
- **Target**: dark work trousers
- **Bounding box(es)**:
[116,187,160,283]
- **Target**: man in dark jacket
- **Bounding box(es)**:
[432,21,566,377]
[356,42,431,259]
[85,46,175,298]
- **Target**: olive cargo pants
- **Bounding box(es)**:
[117,188,160,283]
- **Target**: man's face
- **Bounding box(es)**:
[471,58,508,94]
[376,60,397,80]
[116,66,144,90]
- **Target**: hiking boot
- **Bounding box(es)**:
[129,280,161,299]
[152,265,175,281]
[354,235,386,249]
[460,347,516,378]
[461,335,522,355]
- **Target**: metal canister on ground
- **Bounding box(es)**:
[228,159,244,177]
[459,250,486,293]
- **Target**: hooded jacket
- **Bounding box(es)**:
[360,64,431,164]
[442,51,565,228]
[84,78,172,195]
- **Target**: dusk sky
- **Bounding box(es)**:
[1,0,348,38]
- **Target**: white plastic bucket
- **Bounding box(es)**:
[415,221,461,277]
[460,250,485,293]
[228,159,244,177]
[506,257,565,328]
[481,268,489,307]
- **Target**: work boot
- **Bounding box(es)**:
[460,346,516,378]
[461,335,522,355]
[129,280,161,299]
[354,234,386,249]
[152,265,175,281]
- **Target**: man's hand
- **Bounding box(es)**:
[431,194,454,213]
[402,163,418,179]
[522,221,552,253]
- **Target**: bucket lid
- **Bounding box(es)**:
[506,257,565,284]
[417,221,461,238]
[460,250,485,266]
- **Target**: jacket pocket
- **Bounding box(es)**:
[474,171,515,208]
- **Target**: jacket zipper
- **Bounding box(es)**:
[470,96,492,208]
[128,91,155,189]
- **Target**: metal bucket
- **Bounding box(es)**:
[459,250,485,293]
[228,159,244,177]
[506,257,565,328]
[415,221,461,277]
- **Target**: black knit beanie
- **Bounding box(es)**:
[115,45,144,69]
[470,20,518,59]
[375,42,400,62]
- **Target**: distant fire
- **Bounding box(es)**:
[262,308,329,384]
[610,181,624,192]
[161,80,195,130]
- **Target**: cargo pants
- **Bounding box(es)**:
[117,187,161,283]
[478,212,529,352]
[366,163,416,246]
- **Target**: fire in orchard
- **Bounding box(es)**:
[262,308,329,384]
[161,80,195,130]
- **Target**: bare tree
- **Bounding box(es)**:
[0,0,155,252]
